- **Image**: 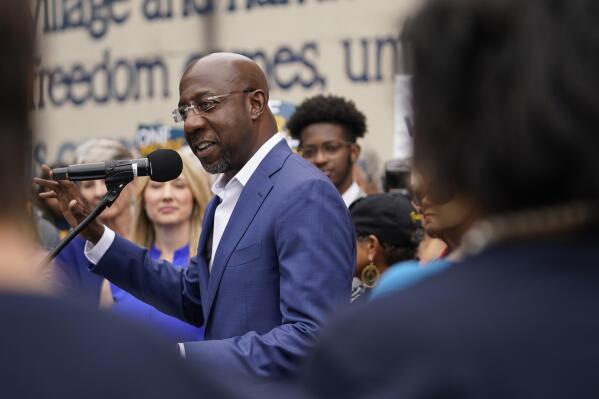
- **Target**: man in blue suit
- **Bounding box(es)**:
[39,53,355,380]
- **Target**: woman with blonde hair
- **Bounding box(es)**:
[131,146,211,259]
[108,146,212,342]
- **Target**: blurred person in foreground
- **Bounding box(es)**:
[287,94,367,207]
[108,147,211,342]
[36,52,354,380]
[297,0,599,397]
[0,2,232,397]
[349,193,421,302]
[53,139,136,308]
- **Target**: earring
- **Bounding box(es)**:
[361,256,380,288]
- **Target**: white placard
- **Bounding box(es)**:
[394,74,413,160]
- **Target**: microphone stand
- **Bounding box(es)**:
[41,173,133,266]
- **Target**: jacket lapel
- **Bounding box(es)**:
[203,140,291,319]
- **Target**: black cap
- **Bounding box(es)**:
[349,193,421,247]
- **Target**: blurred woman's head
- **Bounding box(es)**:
[75,139,135,228]
[350,194,422,286]
[132,147,211,257]
[409,0,599,221]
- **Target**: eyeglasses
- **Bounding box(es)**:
[172,88,255,123]
[407,181,454,208]
[298,141,353,159]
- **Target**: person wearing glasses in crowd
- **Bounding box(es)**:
[287,94,367,208]
[36,52,354,380]
[105,147,211,342]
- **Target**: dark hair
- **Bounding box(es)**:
[381,243,417,266]
[0,0,33,219]
[357,232,421,265]
[287,95,367,142]
[410,0,599,215]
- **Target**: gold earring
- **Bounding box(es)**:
[361,257,380,288]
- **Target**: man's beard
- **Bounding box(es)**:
[201,148,232,174]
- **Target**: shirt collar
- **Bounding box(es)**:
[211,132,285,196]
[341,181,364,208]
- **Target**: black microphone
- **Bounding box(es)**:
[51,149,183,183]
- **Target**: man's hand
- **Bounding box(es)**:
[33,165,105,244]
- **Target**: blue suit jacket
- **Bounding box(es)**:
[91,140,355,378]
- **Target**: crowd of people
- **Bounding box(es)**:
[1,0,598,397]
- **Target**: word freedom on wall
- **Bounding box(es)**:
[30,43,326,109]
[30,36,399,109]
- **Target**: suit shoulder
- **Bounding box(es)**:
[273,153,338,192]
[276,158,344,206]
[280,153,329,181]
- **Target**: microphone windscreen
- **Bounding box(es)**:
[147,149,183,182]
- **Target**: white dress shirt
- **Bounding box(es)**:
[208,132,284,270]
[84,133,286,269]
[341,181,365,208]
